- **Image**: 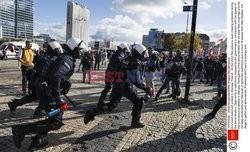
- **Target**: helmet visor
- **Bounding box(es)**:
[143,50,149,58]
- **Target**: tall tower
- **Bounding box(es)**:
[0,0,16,38]
[66,1,90,47]
[15,0,34,39]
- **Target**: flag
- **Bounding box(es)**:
[217,38,224,44]
[209,47,213,58]
[217,46,221,59]
[8,43,15,53]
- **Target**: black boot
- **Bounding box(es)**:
[29,133,48,150]
[8,101,17,111]
[131,117,144,128]
[84,110,96,124]
[12,125,25,148]
[33,107,46,118]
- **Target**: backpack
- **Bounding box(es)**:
[147,60,157,72]
[82,55,92,68]
[166,61,181,76]
[147,54,158,72]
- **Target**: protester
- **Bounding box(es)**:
[94,50,101,70]
[101,50,107,66]
[145,47,159,97]
[213,53,227,100]
[192,57,205,83]
[204,56,215,85]
[82,51,93,83]
[155,54,187,101]
[18,40,34,94]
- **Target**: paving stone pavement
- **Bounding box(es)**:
[0,60,226,152]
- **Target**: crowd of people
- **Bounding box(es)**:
[6,38,227,150]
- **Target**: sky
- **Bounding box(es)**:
[34,0,227,43]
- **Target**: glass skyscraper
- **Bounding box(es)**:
[15,0,34,39]
[0,0,16,38]
[0,0,33,39]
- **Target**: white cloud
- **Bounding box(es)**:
[34,21,66,41]
[91,15,148,43]
[197,29,226,41]
[112,0,183,23]
[199,1,211,9]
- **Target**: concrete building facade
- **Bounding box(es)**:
[66,1,90,47]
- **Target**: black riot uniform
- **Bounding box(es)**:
[97,46,127,109]
[11,38,85,150]
[84,44,152,128]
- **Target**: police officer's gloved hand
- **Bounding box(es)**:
[55,96,64,107]
[146,87,153,97]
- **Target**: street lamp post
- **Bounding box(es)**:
[181,0,199,104]
[22,23,28,40]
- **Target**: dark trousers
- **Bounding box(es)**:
[12,93,37,107]
[98,82,112,105]
[205,69,214,84]
[94,61,100,70]
[82,67,91,83]
[217,76,225,97]
[108,84,143,118]
[21,65,31,93]
[156,76,180,98]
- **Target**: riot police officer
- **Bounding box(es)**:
[7,41,63,112]
[11,38,86,150]
[97,43,130,110]
[84,44,153,128]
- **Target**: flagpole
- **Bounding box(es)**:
[186,12,189,33]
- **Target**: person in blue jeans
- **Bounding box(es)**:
[155,57,186,101]
[213,53,227,100]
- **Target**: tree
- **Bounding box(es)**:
[163,33,176,51]
[176,33,202,54]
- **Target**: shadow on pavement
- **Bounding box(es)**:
[0,131,75,152]
[123,119,226,152]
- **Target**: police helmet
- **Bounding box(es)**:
[131,44,148,60]
[66,38,87,59]
[47,41,63,56]
[118,43,130,53]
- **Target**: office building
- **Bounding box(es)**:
[0,0,34,39]
[0,0,16,38]
[143,28,164,50]
[15,0,34,39]
[66,1,90,47]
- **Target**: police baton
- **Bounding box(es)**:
[63,95,76,108]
